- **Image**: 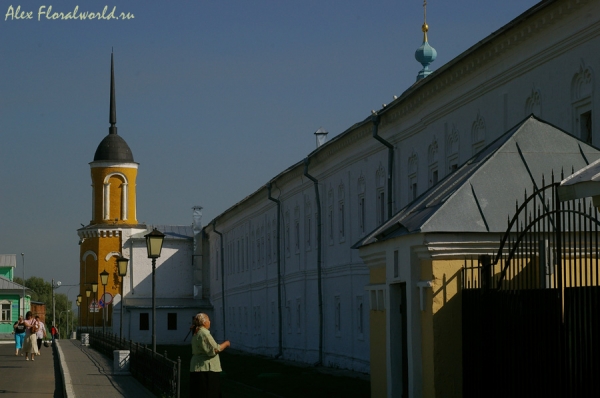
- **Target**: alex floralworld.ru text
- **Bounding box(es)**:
[5,5,135,21]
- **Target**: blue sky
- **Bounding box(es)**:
[0,0,540,305]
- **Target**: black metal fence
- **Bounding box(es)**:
[462,179,600,397]
[83,329,181,398]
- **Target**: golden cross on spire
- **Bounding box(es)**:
[422,0,429,41]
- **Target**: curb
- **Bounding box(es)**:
[55,341,75,398]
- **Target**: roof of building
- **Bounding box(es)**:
[0,275,32,293]
[0,254,17,268]
[93,133,134,162]
[354,116,600,248]
[206,0,567,228]
[130,225,194,241]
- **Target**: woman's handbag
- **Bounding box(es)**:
[30,322,39,334]
[43,340,50,347]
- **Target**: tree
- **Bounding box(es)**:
[14,276,77,338]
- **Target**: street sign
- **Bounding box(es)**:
[102,292,114,305]
[89,300,99,313]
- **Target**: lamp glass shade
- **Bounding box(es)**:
[91,282,98,293]
[85,289,91,298]
[76,301,80,307]
[100,270,109,286]
[77,294,82,304]
[117,256,129,277]
[145,228,166,258]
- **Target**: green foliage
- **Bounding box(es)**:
[14,276,79,338]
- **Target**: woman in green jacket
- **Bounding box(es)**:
[189,313,230,397]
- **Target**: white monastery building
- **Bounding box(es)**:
[78,0,600,396]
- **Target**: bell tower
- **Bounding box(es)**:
[77,53,143,328]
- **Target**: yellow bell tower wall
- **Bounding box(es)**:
[90,164,138,225]
[79,232,123,327]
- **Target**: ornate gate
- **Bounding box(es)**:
[462,175,600,397]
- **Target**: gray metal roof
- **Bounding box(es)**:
[93,133,134,162]
[0,254,16,267]
[355,116,600,248]
[130,225,194,240]
[0,275,32,293]
[558,157,600,202]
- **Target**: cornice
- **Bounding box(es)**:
[77,225,146,239]
[90,161,139,169]
[412,238,504,260]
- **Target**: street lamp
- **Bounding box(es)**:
[117,256,129,340]
[77,294,82,330]
[100,270,109,335]
[21,253,25,317]
[59,310,70,338]
[91,282,98,332]
[85,288,91,328]
[52,280,61,330]
[145,228,165,353]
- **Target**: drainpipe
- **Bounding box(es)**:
[267,182,283,359]
[212,220,226,339]
[371,112,394,219]
[303,158,323,366]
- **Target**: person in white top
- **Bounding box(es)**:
[34,315,47,355]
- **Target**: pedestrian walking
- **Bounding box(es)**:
[189,313,230,398]
[13,316,26,356]
[50,324,58,344]
[22,311,39,361]
[34,315,47,355]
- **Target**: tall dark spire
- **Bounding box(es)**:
[93,52,134,162]
[109,51,117,135]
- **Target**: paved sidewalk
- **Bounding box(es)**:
[56,339,155,398]
[0,339,61,397]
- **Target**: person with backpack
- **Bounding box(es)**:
[13,316,26,356]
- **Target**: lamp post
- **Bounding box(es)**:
[21,253,25,317]
[100,270,109,335]
[145,228,165,353]
[85,288,91,329]
[77,294,82,331]
[52,280,61,330]
[59,310,70,338]
[117,256,129,340]
[91,282,98,332]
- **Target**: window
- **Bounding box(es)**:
[285,220,290,257]
[429,166,439,188]
[338,201,345,240]
[357,296,364,340]
[328,207,334,244]
[581,110,593,144]
[334,296,341,336]
[1,301,11,321]
[377,190,385,225]
[296,298,302,334]
[167,313,177,330]
[306,217,311,250]
[409,176,418,202]
[271,301,276,334]
[139,313,149,330]
[295,221,300,253]
[359,196,365,233]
